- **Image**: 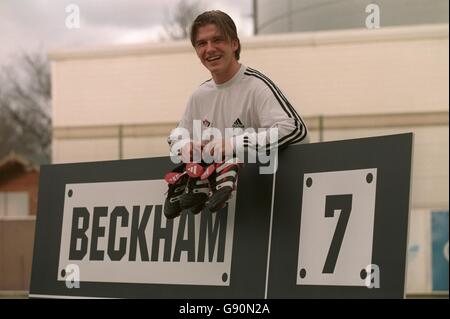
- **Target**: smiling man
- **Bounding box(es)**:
[164,10,309,219]
[194,21,240,84]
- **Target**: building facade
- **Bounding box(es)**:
[254,0,449,34]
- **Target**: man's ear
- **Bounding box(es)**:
[231,39,239,52]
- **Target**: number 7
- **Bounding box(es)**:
[322,194,353,274]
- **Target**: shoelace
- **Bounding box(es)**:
[214,158,240,190]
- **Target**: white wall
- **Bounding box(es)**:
[325,125,449,209]
[50,24,448,128]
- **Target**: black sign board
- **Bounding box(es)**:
[30,133,412,298]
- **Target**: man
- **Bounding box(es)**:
[164,10,309,219]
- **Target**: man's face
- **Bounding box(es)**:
[194,24,238,77]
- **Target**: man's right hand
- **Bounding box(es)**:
[180,140,203,163]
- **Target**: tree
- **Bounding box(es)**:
[0,51,52,162]
[163,0,205,40]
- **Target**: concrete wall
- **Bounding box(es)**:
[0,219,35,290]
[49,24,448,128]
[49,24,448,163]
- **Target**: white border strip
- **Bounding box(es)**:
[403,133,415,299]
[264,155,278,299]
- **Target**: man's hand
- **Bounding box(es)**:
[180,138,234,163]
[180,140,203,163]
[202,138,234,162]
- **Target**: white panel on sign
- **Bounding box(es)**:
[297,169,377,286]
[57,180,236,286]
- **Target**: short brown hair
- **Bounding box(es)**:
[190,10,241,60]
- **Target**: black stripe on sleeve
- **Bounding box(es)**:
[247,67,308,145]
[243,71,301,148]
[244,69,307,148]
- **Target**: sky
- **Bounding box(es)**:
[0,0,253,65]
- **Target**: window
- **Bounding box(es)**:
[0,192,29,217]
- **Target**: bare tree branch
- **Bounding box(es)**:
[163,0,204,40]
[0,50,52,162]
